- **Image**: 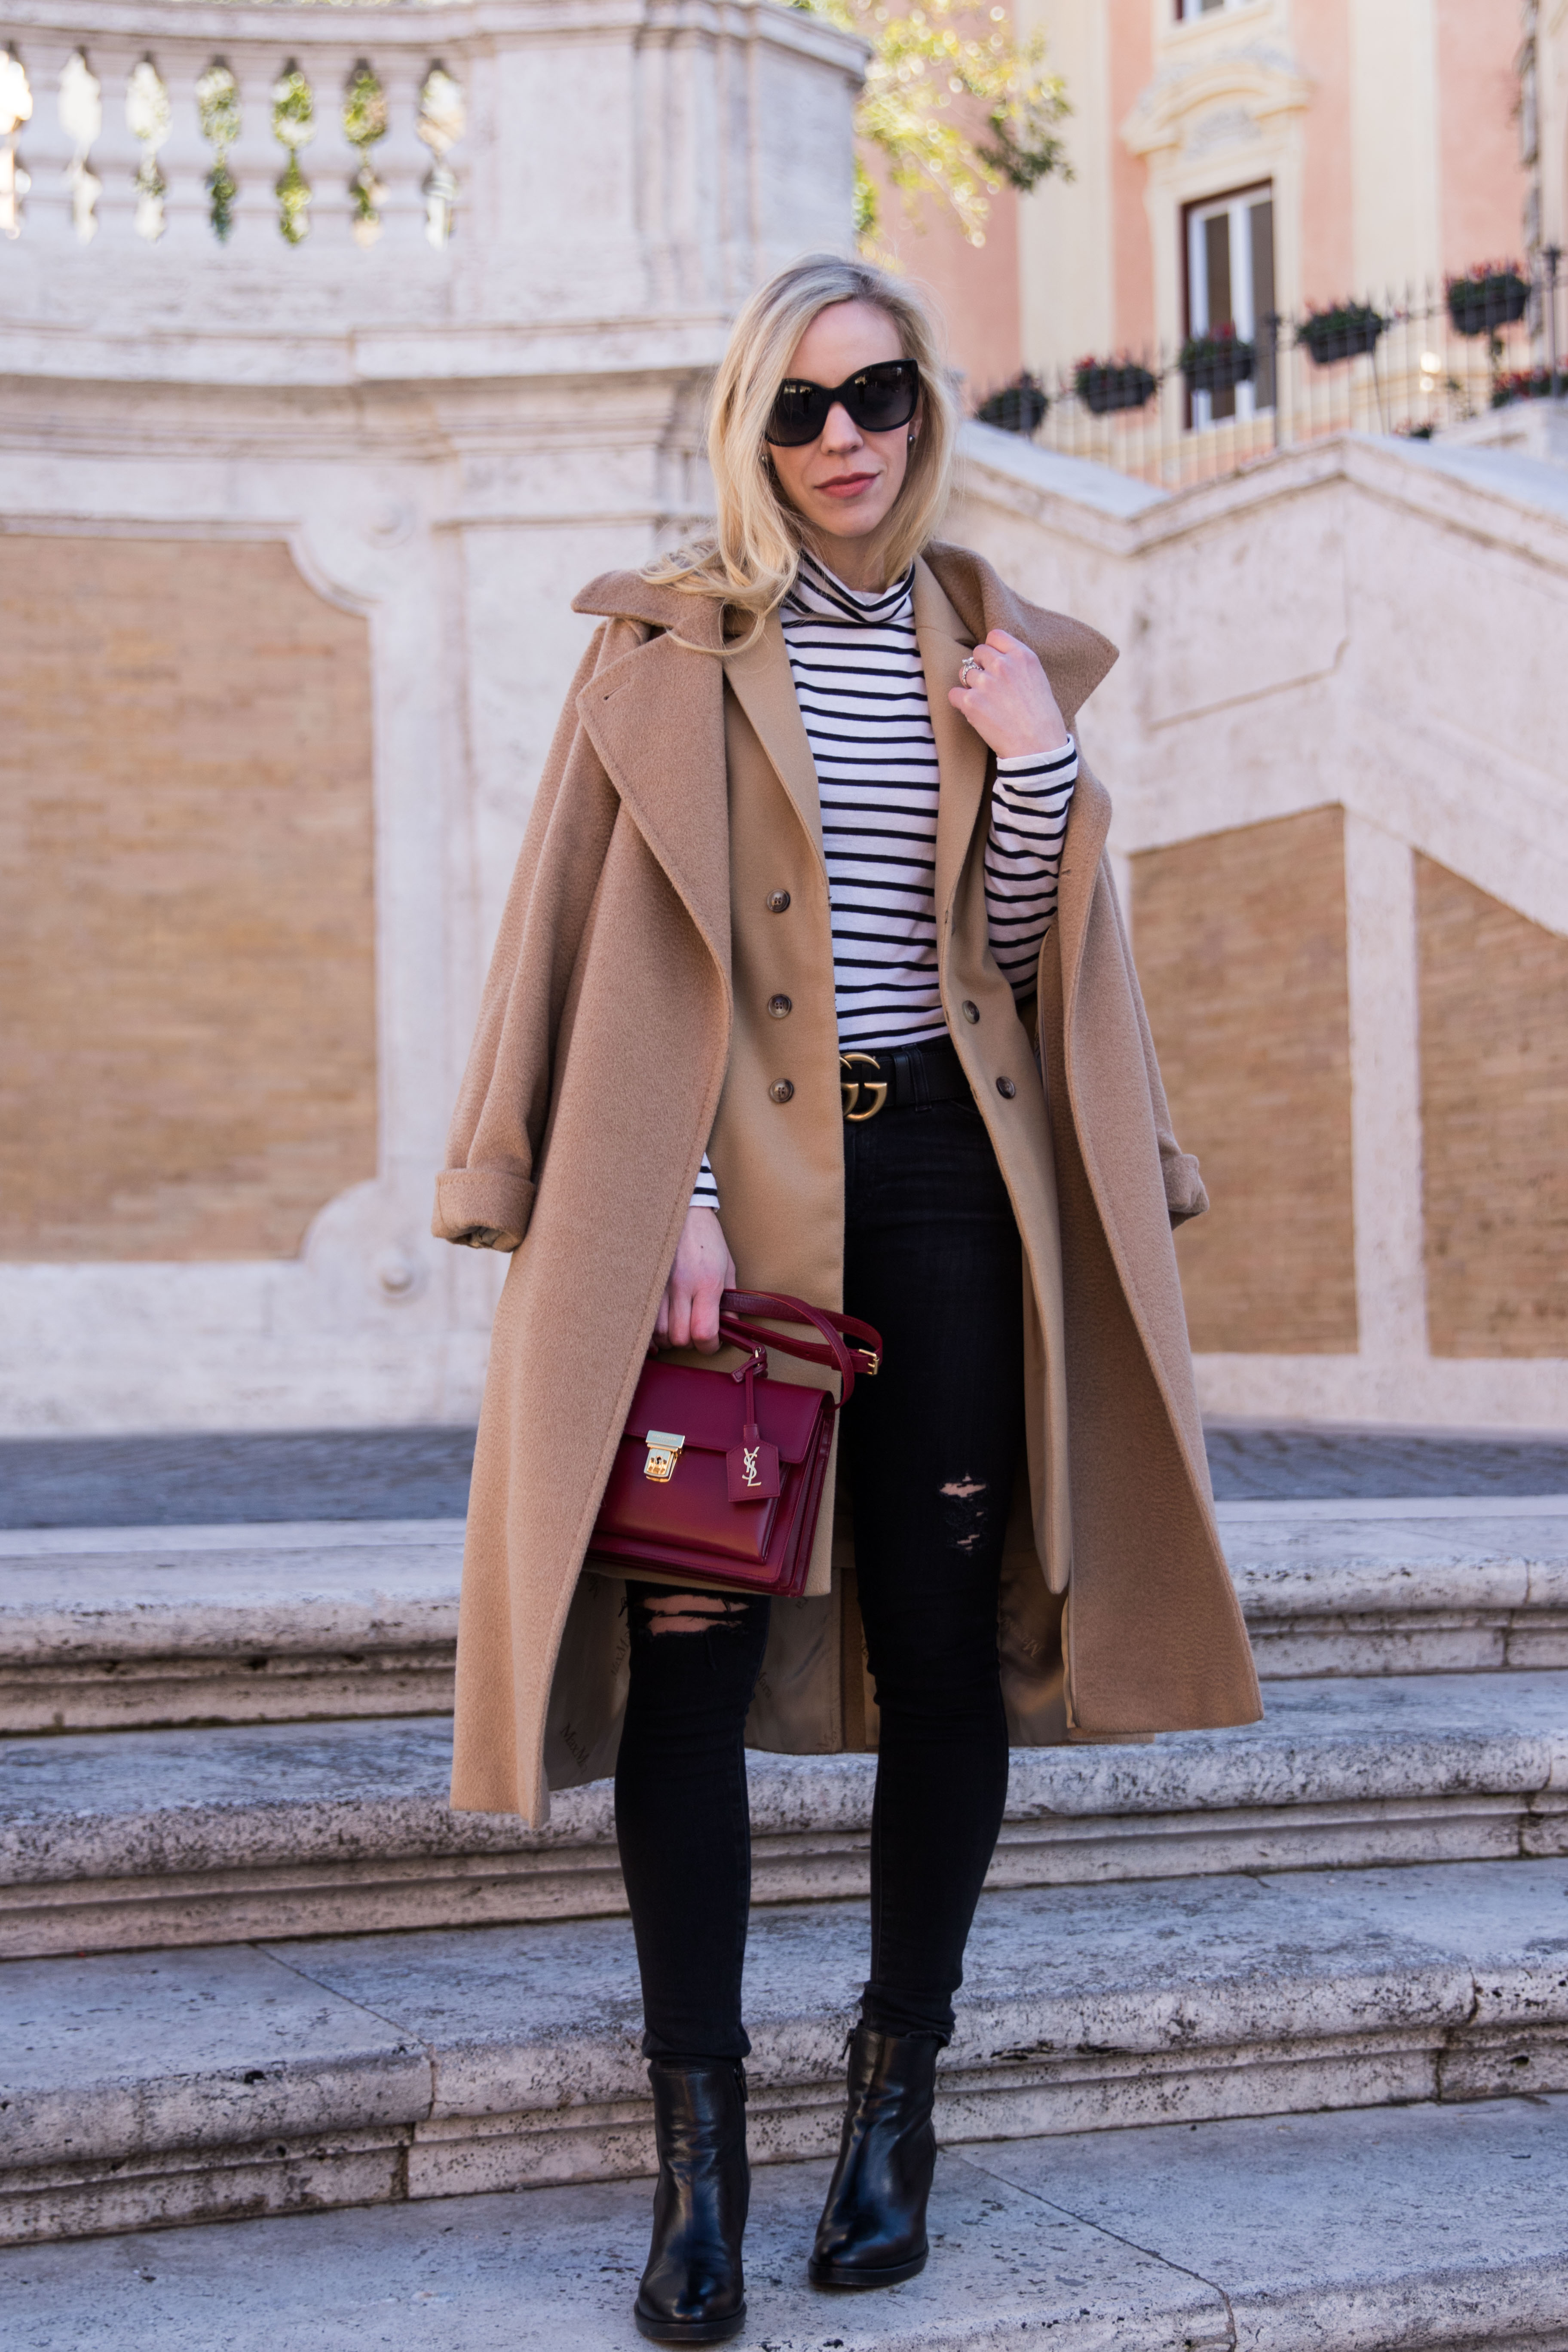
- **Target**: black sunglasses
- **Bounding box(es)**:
[764,359,921,447]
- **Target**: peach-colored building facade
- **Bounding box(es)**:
[886,0,1534,400]
[1525,0,1568,287]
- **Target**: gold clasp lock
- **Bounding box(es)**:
[840,1051,889,1122]
[643,1431,685,1482]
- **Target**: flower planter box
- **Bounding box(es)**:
[1297,306,1385,366]
[1075,361,1159,415]
[1179,337,1255,395]
[975,375,1048,434]
[1446,271,1529,337]
[1491,368,1568,407]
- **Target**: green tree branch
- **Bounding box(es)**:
[799,0,1070,246]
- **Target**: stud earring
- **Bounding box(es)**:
[908,429,917,446]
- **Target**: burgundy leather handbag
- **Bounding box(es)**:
[588,1290,882,1599]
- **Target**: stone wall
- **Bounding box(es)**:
[0,536,377,1264]
[1418,856,1568,1361]
[1132,807,1357,1357]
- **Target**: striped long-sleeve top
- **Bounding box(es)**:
[692,551,1077,1210]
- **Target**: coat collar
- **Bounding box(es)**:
[570,542,1120,722]
[569,548,1121,995]
[572,570,728,642]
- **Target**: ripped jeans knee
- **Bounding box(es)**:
[628,1585,763,1639]
[937,1472,997,1557]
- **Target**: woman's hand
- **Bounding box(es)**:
[949,629,1069,760]
[656,1207,738,1354]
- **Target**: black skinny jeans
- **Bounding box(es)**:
[614,1089,1024,2061]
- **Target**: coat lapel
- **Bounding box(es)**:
[576,627,732,972]
[915,557,989,928]
[721,611,826,872]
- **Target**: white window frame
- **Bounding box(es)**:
[1185,184,1274,429]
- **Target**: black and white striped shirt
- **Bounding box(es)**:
[692,552,1076,1209]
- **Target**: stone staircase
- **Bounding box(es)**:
[3,1492,1568,2347]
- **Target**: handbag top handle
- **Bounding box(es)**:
[711,1289,882,1405]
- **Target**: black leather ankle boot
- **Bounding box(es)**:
[808,2024,940,2288]
[634,2058,749,2345]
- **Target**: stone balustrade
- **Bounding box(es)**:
[0,0,867,380]
[2,27,461,254]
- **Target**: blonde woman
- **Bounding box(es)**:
[434,254,1260,2345]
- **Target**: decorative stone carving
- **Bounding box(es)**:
[1121,42,1313,168]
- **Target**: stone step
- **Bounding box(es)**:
[4,2094,1565,2352]
[0,1519,464,1733]
[4,1496,1567,1735]
[4,1670,1566,1958]
[2,1855,1565,2245]
[1220,1494,1568,1677]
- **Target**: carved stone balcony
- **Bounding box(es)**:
[0,0,867,383]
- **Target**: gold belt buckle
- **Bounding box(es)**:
[840,1051,889,1122]
[643,1430,685,1482]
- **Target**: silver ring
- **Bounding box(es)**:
[959,655,980,683]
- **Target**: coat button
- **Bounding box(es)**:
[996,1075,1017,1099]
[766,890,791,913]
[767,994,793,1019]
[961,1000,980,1024]
[769,1078,795,1104]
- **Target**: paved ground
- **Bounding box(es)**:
[1204,1420,1568,1501]
[0,1420,1565,1528]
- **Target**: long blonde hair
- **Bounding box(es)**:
[646,254,959,632]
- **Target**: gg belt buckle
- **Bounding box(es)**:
[840,1051,889,1123]
[643,1430,685,1482]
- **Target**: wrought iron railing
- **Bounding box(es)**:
[975,256,1568,491]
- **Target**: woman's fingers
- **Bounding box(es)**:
[688,1270,724,1352]
[657,1207,734,1355]
[948,631,1069,758]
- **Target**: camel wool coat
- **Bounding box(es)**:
[434,541,1262,1825]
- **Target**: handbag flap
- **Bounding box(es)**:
[628,1358,827,1467]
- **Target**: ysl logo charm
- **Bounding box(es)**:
[727,1428,781,1504]
[727,1346,782,1502]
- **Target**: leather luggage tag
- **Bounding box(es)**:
[727,1425,781,1503]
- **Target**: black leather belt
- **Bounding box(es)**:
[840,1034,973,1122]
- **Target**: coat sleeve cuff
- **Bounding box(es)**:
[431,1168,536,1252]
[1163,1148,1209,1228]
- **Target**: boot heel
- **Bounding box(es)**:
[634,2059,749,2346]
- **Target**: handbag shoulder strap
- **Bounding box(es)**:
[718,1290,882,1403]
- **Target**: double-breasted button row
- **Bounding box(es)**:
[766,889,792,1091]
[954,998,1013,1094]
